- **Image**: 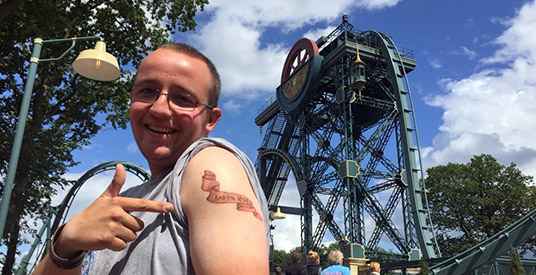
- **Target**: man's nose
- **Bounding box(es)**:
[149,93,173,117]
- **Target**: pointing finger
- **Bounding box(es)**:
[103,164,126,198]
[115,197,174,213]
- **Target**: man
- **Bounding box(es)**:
[285,252,308,275]
[34,43,269,274]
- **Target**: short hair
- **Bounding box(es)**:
[308,251,319,263]
[370,261,380,272]
[157,43,221,107]
[291,252,302,263]
[327,249,344,265]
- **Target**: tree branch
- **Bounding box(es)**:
[0,0,26,18]
[45,76,79,118]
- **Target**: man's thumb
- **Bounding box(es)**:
[103,164,126,197]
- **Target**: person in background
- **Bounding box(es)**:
[286,251,308,275]
[306,250,322,275]
[275,266,284,275]
[321,250,350,275]
[370,261,381,275]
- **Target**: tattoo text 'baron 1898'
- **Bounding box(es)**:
[201,170,263,221]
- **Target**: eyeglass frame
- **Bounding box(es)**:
[130,84,215,112]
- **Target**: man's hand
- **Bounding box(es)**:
[54,164,173,258]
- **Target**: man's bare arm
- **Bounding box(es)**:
[181,147,269,275]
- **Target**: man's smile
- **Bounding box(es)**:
[146,125,176,134]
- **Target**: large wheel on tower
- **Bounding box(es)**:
[255,18,441,261]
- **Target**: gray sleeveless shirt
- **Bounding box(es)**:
[85,138,269,274]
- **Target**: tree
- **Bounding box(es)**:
[272,246,306,268]
[0,0,27,18]
[0,0,207,273]
[273,249,291,268]
[425,154,536,257]
[510,247,526,275]
[417,260,430,275]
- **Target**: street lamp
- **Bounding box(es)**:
[0,36,120,240]
[271,207,286,220]
[269,206,286,272]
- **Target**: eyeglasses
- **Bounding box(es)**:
[130,84,214,112]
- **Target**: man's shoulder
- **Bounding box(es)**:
[179,137,260,213]
[190,137,237,152]
[186,145,243,175]
[192,143,235,159]
[185,137,252,173]
[184,137,241,161]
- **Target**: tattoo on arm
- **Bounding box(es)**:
[201,170,263,221]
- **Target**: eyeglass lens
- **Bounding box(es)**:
[131,85,198,111]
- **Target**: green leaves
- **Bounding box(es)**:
[509,247,526,275]
[425,154,536,256]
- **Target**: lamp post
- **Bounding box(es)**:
[269,207,286,272]
[0,36,120,241]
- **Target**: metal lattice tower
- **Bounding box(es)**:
[256,16,441,260]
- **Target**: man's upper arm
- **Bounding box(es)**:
[180,146,268,275]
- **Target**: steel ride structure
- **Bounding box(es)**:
[256,15,536,274]
[15,161,150,275]
[255,15,440,261]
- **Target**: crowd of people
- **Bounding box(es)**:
[278,249,381,275]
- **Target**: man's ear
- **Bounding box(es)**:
[204,107,222,134]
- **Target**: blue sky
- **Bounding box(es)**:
[40,0,536,255]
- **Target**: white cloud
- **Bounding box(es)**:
[127,142,138,153]
[206,0,355,31]
[482,1,536,65]
[424,0,536,176]
[358,0,401,10]
[460,46,478,60]
[191,18,286,98]
[222,99,242,113]
[490,16,512,28]
[190,0,402,99]
[429,58,442,69]
[303,25,339,41]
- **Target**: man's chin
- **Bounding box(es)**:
[142,149,175,163]
[145,156,179,175]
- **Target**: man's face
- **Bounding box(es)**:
[130,48,221,176]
